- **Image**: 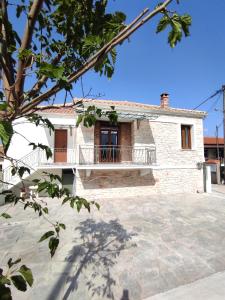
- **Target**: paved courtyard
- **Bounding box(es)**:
[1,188,225,299]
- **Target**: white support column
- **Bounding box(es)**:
[205,166,212,193]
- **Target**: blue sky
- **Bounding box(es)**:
[7,0,225,137]
[73,0,225,137]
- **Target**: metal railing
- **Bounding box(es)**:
[3,148,77,187]
[3,145,156,187]
[38,148,76,164]
[79,145,156,165]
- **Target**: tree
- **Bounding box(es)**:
[0,0,191,298]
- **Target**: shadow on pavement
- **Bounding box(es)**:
[47,219,136,300]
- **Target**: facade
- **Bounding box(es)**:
[204,137,224,162]
[204,137,225,183]
[3,94,206,198]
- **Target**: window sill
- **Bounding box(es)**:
[180,148,196,151]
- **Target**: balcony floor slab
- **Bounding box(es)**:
[37,164,77,169]
[76,163,156,170]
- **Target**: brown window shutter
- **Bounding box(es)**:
[181,125,191,149]
[188,126,191,149]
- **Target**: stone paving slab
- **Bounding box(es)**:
[1,191,225,299]
[145,271,225,300]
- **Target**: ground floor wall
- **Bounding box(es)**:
[75,168,204,199]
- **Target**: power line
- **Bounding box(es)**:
[206,92,222,114]
[217,119,224,128]
[193,89,222,110]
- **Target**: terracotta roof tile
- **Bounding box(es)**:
[38,98,206,117]
[205,159,220,164]
[77,98,204,113]
[204,137,224,145]
[37,105,74,115]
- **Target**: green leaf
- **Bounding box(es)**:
[0,275,11,286]
[1,213,11,219]
[76,115,83,127]
[49,237,59,257]
[0,121,13,152]
[62,197,70,205]
[39,63,65,80]
[59,223,66,230]
[19,265,33,287]
[0,284,12,300]
[37,181,49,192]
[0,102,8,111]
[18,49,33,60]
[7,258,21,268]
[42,207,48,214]
[18,167,30,178]
[11,275,27,292]
[38,231,55,242]
[156,15,170,33]
[95,202,100,210]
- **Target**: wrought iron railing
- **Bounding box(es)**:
[79,145,156,165]
[3,148,76,187]
[3,145,156,187]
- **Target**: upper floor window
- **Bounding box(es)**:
[181,125,192,149]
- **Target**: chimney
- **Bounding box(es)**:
[160,93,169,108]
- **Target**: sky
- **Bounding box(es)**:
[73,0,225,137]
[7,0,225,137]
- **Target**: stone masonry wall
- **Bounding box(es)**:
[75,114,204,197]
[133,116,204,167]
[76,168,203,199]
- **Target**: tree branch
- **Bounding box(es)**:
[20,0,173,115]
[15,0,44,99]
[22,53,63,103]
[0,0,16,89]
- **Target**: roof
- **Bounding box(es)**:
[38,98,206,119]
[204,137,224,145]
[205,159,220,164]
[37,105,74,115]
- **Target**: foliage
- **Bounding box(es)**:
[0,258,33,299]
[156,12,191,47]
[0,0,191,298]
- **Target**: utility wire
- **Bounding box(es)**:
[206,92,222,114]
[193,89,222,110]
[217,119,224,129]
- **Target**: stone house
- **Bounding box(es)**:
[3,94,206,198]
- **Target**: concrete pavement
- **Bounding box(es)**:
[1,189,225,299]
[145,271,225,300]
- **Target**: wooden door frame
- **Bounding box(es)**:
[99,123,120,163]
[54,129,68,163]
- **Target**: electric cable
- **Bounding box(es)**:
[193,89,222,110]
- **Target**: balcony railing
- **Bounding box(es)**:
[38,148,76,164]
[79,145,156,165]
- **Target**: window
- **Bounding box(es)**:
[181,125,192,149]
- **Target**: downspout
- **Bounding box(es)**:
[72,168,76,196]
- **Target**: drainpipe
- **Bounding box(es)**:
[72,168,76,196]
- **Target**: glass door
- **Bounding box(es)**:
[100,128,119,162]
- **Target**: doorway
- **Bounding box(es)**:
[100,127,119,162]
[54,129,67,163]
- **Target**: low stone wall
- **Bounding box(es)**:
[76,168,204,199]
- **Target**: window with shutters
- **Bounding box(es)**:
[181,125,192,149]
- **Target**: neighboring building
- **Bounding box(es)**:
[3,94,206,198]
[204,137,224,162]
[204,137,225,184]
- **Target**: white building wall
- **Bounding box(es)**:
[4,109,205,197]
[3,113,76,169]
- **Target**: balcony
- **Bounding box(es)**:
[78,145,156,166]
